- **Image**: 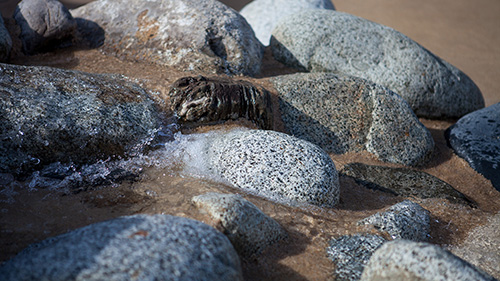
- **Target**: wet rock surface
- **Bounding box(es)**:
[71,0,264,76]
[327,234,387,281]
[240,0,334,45]
[340,163,472,205]
[270,72,434,166]
[169,76,274,129]
[14,0,76,54]
[361,239,497,281]
[358,200,431,241]
[446,103,500,191]
[206,129,340,207]
[192,192,287,258]
[0,214,243,281]
[0,63,161,176]
[270,10,484,119]
[0,16,12,61]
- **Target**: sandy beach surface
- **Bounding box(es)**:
[1,0,499,280]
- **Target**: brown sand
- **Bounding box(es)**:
[1,0,499,280]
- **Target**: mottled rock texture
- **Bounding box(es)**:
[327,234,387,281]
[71,0,264,76]
[240,0,334,45]
[169,76,273,129]
[206,129,340,207]
[0,16,12,61]
[14,0,76,54]
[271,10,484,119]
[446,103,500,191]
[361,240,497,281]
[0,215,243,281]
[192,192,287,257]
[0,63,160,175]
[270,72,434,166]
[340,163,471,205]
[358,200,430,241]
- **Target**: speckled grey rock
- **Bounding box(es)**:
[0,63,160,175]
[0,214,243,281]
[71,0,263,76]
[270,72,434,166]
[449,212,500,279]
[14,0,76,54]
[446,103,500,192]
[0,17,12,61]
[360,240,497,281]
[271,10,484,119]
[340,163,472,205]
[206,129,340,207]
[327,234,387,281]
[192,192,287,257]
[240,0,334,45]
[358,200,430,241]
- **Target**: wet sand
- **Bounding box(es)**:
[1,0,499,280]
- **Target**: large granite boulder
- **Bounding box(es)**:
[327,234,387,281]
[270,72,434,166]
[0,16,12,61]
[361,240,496,281]
[240,0,334,45]
[206,129,340,207]
[14,0,77,54]
[340,163,472,205]
[358,200,431,241]
[0,215,243,281]
[71,0,264,76]
[192,192,287,257]
[0,63,161,175]
[271,10,484,119]
[446,103,500,191]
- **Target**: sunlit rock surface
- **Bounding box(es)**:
[71,0,264,76]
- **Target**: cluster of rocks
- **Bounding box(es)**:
[1,0,499,280]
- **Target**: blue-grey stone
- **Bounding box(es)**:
[271,10,484,119]
[358,200,431,241]
[0,214,243,281]
[71,0,264,76]
[192,192,287,257]
[327,234,387,281]
[0,16,12,61]
[446,103,500,192]
[206,129,340,207]
[14,0,76,54]
[0,63,160,175]
[270,72,434,166]
[361,240,497,281]
[240,0,334,45]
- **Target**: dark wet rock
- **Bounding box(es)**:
[327,234,387,281]
[192,192,287,257]
[169,76,274,129]
[358,200,431,241]
[0,63,161,176]
[240,0,334,45]
[0,214,243,281]
[450,212,500,279]
[0,16,12,61]
[340,163,472,205]
[206,129,340,207]
[270,72,434,166]
[14,0,77,54]
[71,0,264,76]
[361,240,497,281]
[446,103,500,191]
[271,10,484,119]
